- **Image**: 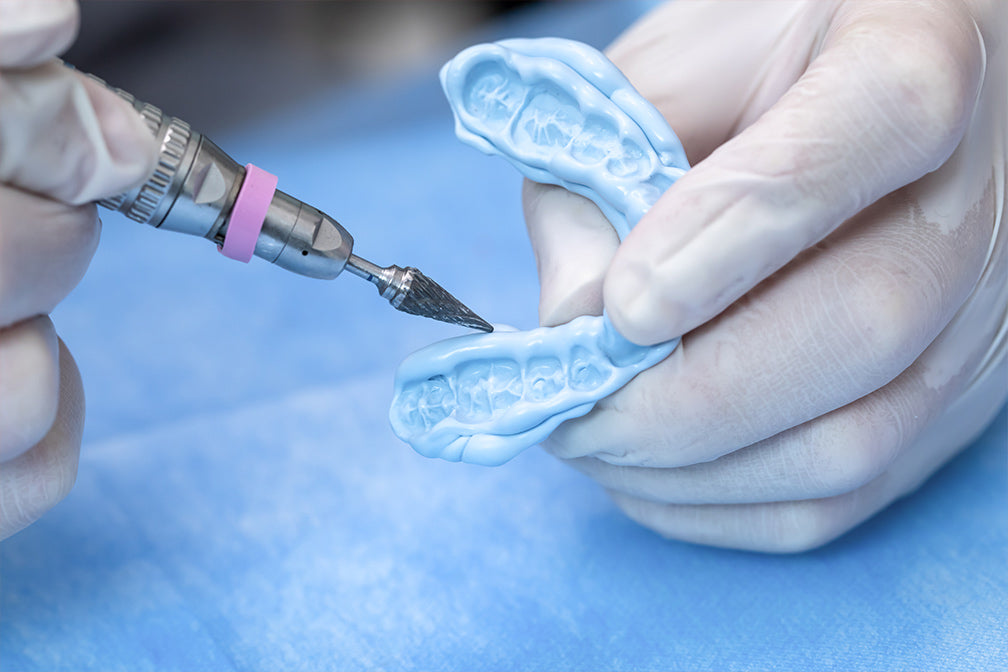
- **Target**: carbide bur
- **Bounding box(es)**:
[345,255,493,332]
[395,268,494,332]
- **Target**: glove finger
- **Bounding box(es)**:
[0,185,101,327]
[0,316,60,461]
[522,180,619,326]
[555,4,1004,467]
[604,0,986,345]
[0,0,78,69]
[605,356,1007,553]
[0,337,83,540]
[545,145,998,468]
[0,62,157,205]
[560,278,1008,505]
[523,0,831,327]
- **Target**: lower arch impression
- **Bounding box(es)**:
[389,38,690,466]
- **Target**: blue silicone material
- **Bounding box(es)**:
[389,38,690,466]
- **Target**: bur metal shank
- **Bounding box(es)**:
[94,79,353,280]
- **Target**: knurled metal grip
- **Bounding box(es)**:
[85,69,355,280]
[87,71,246,244]
[91,77,195,228]
[126,112,191,226]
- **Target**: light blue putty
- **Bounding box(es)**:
[389,38,690,466]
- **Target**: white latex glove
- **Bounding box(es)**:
[0,0,157,539]
[524,0,1006,552]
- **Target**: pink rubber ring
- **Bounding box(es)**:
[220,164,278,263]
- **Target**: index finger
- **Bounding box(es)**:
[605,0,986,345]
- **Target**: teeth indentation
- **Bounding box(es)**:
[463,61,523,131]
[568,346,608,390]
[396,338,631,436]
[606,140,648,178]
[399,374,455,431]
[526,357,564,401]
[455,363,493,422]
[486,359,523,410]
[513,86,583,155]
[455,359,520,422]
[570,117,619,165]
[648,174,673,193]
[396,386,424,430]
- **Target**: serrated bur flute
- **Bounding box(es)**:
[92,76,493,333]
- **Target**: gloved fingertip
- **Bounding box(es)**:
[604,253,686,346]
[539,271,605,327]
[0,317,60,462]
[0,334,83,541]
[87,75,159,167]
[55,337,86,438]
[523,181,620,326]
[0,0,79,68]
[74,74,160,202]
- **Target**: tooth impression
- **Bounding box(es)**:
[391,316,677,465]
[442,37,689,238]
[389,39,690,466]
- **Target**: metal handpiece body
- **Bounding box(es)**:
[96,84,352,279]
[89,78,491,332]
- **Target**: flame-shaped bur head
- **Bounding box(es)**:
[344,254,493,332]
[394,268,493,332]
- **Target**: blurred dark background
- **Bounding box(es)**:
[64,1,543,135]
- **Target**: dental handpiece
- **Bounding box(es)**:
[91,77,492,333]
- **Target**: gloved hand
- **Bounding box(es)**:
[0,0,157,539]
[524,0,1006,552]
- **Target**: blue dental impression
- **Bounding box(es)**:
[389,38,690,466]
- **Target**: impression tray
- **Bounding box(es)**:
[389,38,691,466]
